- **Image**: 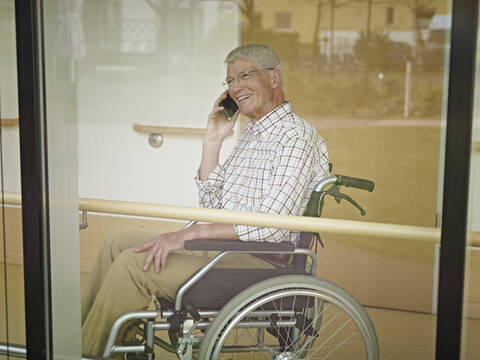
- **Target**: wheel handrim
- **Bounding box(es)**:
[210,288,375,360]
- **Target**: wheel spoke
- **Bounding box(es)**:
[321,330,360,360]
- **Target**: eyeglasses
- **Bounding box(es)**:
[223,68,274,89]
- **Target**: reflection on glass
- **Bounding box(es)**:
[77,2,242,358]
[0,0,26,356]
[461,4,480,357]
[77,0,240,206]
[0,131,6,358]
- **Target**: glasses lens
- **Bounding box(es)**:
[239,72,251,81]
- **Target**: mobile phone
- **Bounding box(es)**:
[221,94,239,118]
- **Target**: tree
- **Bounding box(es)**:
[354,30,395,72]
[351,0,385,40]
[310,0,328,69]
[398,0,435,58]
[327,0,350,75]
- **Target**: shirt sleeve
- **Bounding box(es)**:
[234,135,324,242]
[195,164,225,209]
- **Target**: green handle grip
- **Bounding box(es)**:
[335,175,375,192]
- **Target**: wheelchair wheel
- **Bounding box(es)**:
[198,275,378,360]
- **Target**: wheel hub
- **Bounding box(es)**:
[275,352,295,360]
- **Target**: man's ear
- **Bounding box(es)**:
[271,68,282,89]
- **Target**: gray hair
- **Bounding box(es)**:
[225,44,282,73]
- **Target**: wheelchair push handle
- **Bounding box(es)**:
[335,174,375,192]
[308,174,375,218]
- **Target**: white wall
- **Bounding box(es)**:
[76,0,241,206]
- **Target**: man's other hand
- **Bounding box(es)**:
[134,231,185,273]
[134,224,238,273]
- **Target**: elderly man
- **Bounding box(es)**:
[81,44,329,356]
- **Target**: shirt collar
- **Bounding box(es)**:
[246,102,292,135]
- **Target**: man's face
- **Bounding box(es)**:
[226,59,275,122]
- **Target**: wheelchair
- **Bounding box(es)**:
[102,174,379,360]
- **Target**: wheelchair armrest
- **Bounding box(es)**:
[184,239,295,252]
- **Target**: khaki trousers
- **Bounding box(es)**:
[81,230,274,357]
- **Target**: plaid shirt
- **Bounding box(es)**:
[196,102,329,244]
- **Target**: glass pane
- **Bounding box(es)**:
[78,2,241,357]
[246,1,450,359]
[0,0,26,356]
[461,4,480,357]
[245,1,450,358]
[41,0,83,357]
[68,0,452,359]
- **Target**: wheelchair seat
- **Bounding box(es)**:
[178,234,314,311]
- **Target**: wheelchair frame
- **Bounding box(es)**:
[102,175,379,360]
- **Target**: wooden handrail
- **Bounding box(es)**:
[1,118,19,127]
[78,197,443,241]
[474,141,480,151]
[3,191,480,246]
[133,124,234,137]
[133,124,207,136]
[4,192,21,205]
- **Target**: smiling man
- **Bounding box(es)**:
[81,44,329,357]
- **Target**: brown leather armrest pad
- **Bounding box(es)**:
[184,239,295,252]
